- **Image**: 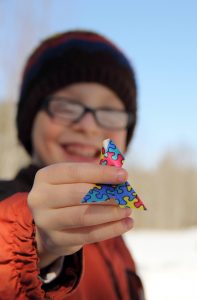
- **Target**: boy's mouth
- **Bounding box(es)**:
[60,143,100,161]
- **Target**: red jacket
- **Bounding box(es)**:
[0,193,144,300]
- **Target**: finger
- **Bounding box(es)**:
[72,217,134,245]
[39,205,132,230]
[35,162,128,185]
[30,182,93,208]
[49,217,134,249]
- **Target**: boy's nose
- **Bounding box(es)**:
[71,111,101,132]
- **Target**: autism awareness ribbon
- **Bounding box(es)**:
[81,139,147,210]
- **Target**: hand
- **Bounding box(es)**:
[27,163,133,268]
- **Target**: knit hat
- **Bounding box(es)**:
[17,30,137,154]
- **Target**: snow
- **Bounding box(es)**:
[124,228,197,300]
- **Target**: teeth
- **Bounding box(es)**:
[65,145,97,158]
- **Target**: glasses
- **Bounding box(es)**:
[42,96,134,130]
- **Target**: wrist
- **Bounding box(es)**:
[35,227,60,269]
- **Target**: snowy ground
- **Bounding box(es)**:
[124,228,197,300]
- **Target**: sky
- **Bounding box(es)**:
[0,0,197,168]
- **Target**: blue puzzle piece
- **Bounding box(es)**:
[114,197,127,206]
[116,182,136,200]
[108,140,124,161]
[81,184,114,203]
[81,187,109,203]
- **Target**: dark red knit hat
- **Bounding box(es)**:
[17,30,137,154]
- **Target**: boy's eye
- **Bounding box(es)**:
[50,101,83,116]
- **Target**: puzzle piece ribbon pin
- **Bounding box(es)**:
[81,139,146,210]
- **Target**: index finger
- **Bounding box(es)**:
[35,162,128,185]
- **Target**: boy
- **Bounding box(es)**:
[0,30,145,299]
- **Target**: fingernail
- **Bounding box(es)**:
[123,217,133,229]
[117,170,128,182]
[124,208,132,217]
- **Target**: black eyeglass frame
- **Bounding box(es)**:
[42,96,134,130]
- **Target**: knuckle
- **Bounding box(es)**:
[27,185,46,209]
[27,189,39,209]
[66,163,81,181]
[34,168,44,182]
[66,163,95,182]
[78,212,86,227]
[66,163,75,176]
[34,168,47,186]
[34,165,52,183]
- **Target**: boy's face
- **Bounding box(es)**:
[32,83,127,166]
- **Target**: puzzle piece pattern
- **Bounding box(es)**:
[83,184,111,203]
[81,181,146,210]
[81,139,147,210]
[100,139,124,167]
